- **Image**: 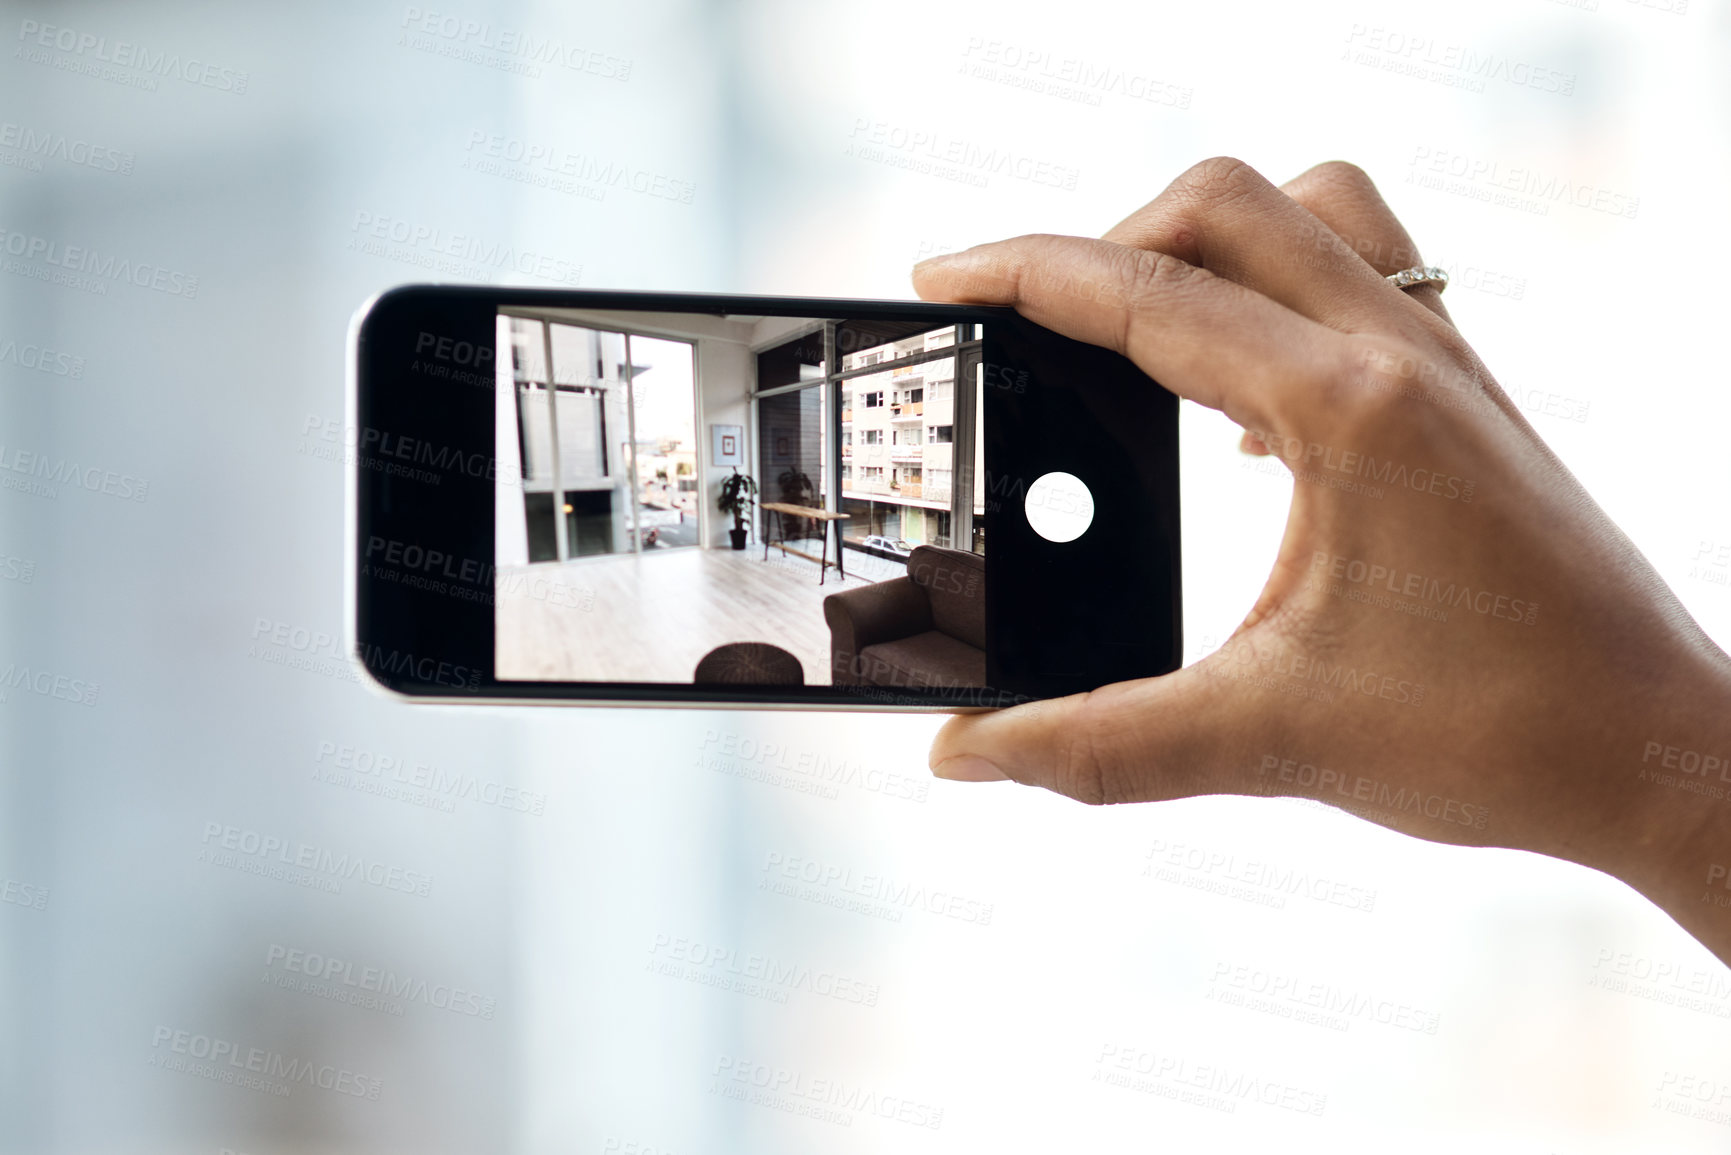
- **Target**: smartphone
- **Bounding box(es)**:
[347,286,1181,709]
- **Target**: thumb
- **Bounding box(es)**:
[929,666,1237,805]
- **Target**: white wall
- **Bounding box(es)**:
[696,335,755,546]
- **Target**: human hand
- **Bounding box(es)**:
[913,158,1731,963]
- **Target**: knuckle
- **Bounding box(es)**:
[1286,162,1417,272]
[1118,246,1197,305]
[1111,248,1202,354]
[1303,159,1378,195]
[1172,155,1265,208]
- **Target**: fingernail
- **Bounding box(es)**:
[932,755,1009,782]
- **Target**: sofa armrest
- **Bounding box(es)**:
[823,577,933,685]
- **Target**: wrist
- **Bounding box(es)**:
[1600,641,1731,961]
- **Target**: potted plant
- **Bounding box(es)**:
[717,468,757,550]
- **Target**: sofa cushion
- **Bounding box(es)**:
[858,631,986,691]
[906,546,985,650]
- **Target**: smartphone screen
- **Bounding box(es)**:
[352,288,1181,708]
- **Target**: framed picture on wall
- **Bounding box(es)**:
[711,424,744,467]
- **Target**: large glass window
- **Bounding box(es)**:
[627,334,700,549]
[509,316,696,562]
[754,331,828,555]
[751,319,982,567]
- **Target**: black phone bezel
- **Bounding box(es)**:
[349,285,1181,709]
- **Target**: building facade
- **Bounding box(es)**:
[840,327,958,548]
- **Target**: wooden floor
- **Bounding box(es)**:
[495,542,908,685]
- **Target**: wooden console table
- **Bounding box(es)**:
[759,502,851,585]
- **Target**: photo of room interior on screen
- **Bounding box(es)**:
[493,308,988,688]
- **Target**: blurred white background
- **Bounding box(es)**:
[3,1,1729,1152]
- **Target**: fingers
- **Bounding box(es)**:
[912,233,1343,431]
[927,668,1267,803]
[930,667,1236,805]
[1097,157,1412,333]
[1279,161,1453,326]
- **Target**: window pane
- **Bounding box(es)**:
[516,382,556,482]
[757,384,827,541]
[509,316,546,383]
[555,389,606,481]
[550,323,608,387]
[971,363,985,554]
[523,492,558,562]
[838,323,957,561]
[545,324,623,487]
[510,318,556,485]
[836,318,946,364]
[626,335,699,549]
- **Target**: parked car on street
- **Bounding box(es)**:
[861,534,914,558]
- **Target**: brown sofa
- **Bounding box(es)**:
[824,545,985,689]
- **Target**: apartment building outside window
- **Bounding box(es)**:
[750,319,986,563]
[836,323,981,552]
